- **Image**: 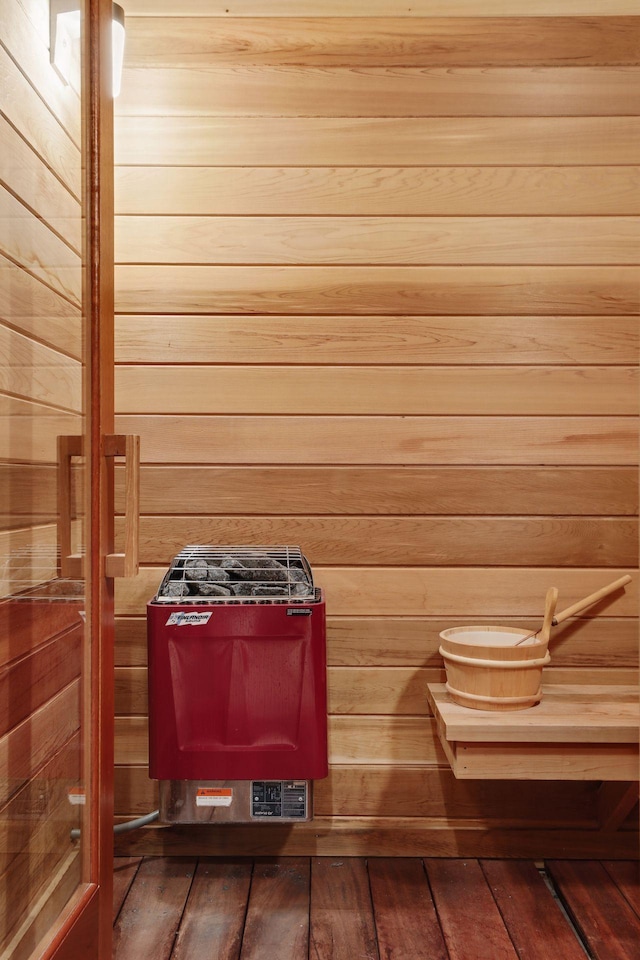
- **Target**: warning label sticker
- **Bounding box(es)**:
[196,787,233,808]
[67,786,86,806]
[166,612,212,627]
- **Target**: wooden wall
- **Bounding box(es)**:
[0,0,84,948]
[113,1,639,858]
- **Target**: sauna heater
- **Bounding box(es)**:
[147,545,328,824]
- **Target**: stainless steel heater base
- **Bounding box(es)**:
[158,779,313,823]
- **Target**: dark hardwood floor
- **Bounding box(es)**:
[113,856,640,960]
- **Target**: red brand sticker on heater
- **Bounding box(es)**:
[196,788,233,807]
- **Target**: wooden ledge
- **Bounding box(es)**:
[427,683,639,782]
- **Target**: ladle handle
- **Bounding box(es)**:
[553,575,632,625]
[540,587,559,644]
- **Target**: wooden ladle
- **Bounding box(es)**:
[515,575,631,646]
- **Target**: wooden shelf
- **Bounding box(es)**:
[427,683,640,781]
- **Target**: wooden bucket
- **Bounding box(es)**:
[439,626,550,711]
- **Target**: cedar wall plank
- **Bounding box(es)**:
[118,66,640,116]
[115,366,638,415]
[115,168,640,216]
[114,316,639,364]
[0,680,80,807]
[0,255,82,359]
[114,466,639,515]
[115,116,640,166]
[115,764,598,824]
[0,733,80,876]
[115,616,639,669]
[124,516,639,567]
[115,415,638,465]
[0,627,81,737]
[117,567,638,618]
[114,266,640,315]
[0,0,81,144]
[113,9,640,859]
[0,748,81,955]
[0,525,62,598]
[116,216,640,266]
[0,401,81,465]
[114,715,448,766]
[0,119,81,252]
[114,665,443,718]
[123,2,640,15]
[124,17,640,66]
[118,464,640,517]
[0,46,80,198]
[0,324,82,412]
[0,189,81,306]
[0,464,57,530]
[114,665,637,718]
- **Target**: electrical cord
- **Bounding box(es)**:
[70,809,159,841]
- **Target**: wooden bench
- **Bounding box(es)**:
[427,683,639,782]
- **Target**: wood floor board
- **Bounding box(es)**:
[310,858,379,960]
[546,860,640,960]
[425,858,519,960]
[112,858,143,924]
[172,859,251,960]
[480,859,586,960]
[114,857,640,958]
[601,861,640,919]
[240,858,309,960]
[368,858,448,960]
[112,856,196,960]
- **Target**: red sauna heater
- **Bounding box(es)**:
[147,546,328,823]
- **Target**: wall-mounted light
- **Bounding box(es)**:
[50,0,125,98]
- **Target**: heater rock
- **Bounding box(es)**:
[184,558,209,581]
[197,582,232,597]
[235,553,289,582]
[252,585,289,597]
[288,567,313,597]
[231,582,256,596]
[206,565,229,582]
[221,556,245,573]
[163,581,191,597]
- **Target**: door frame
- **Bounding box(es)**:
[40,0,115,956]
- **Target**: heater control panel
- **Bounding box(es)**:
[251,780,308,819]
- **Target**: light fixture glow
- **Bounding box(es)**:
[50,0,125,98]
[112,4,125,98]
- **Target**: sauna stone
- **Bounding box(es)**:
[184,558,209,581]
[252,585,289,596]
[198,582,232,596]
[234,554,289,582]
[163,581,191,597]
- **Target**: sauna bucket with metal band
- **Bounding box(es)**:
[439,576,632,712]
